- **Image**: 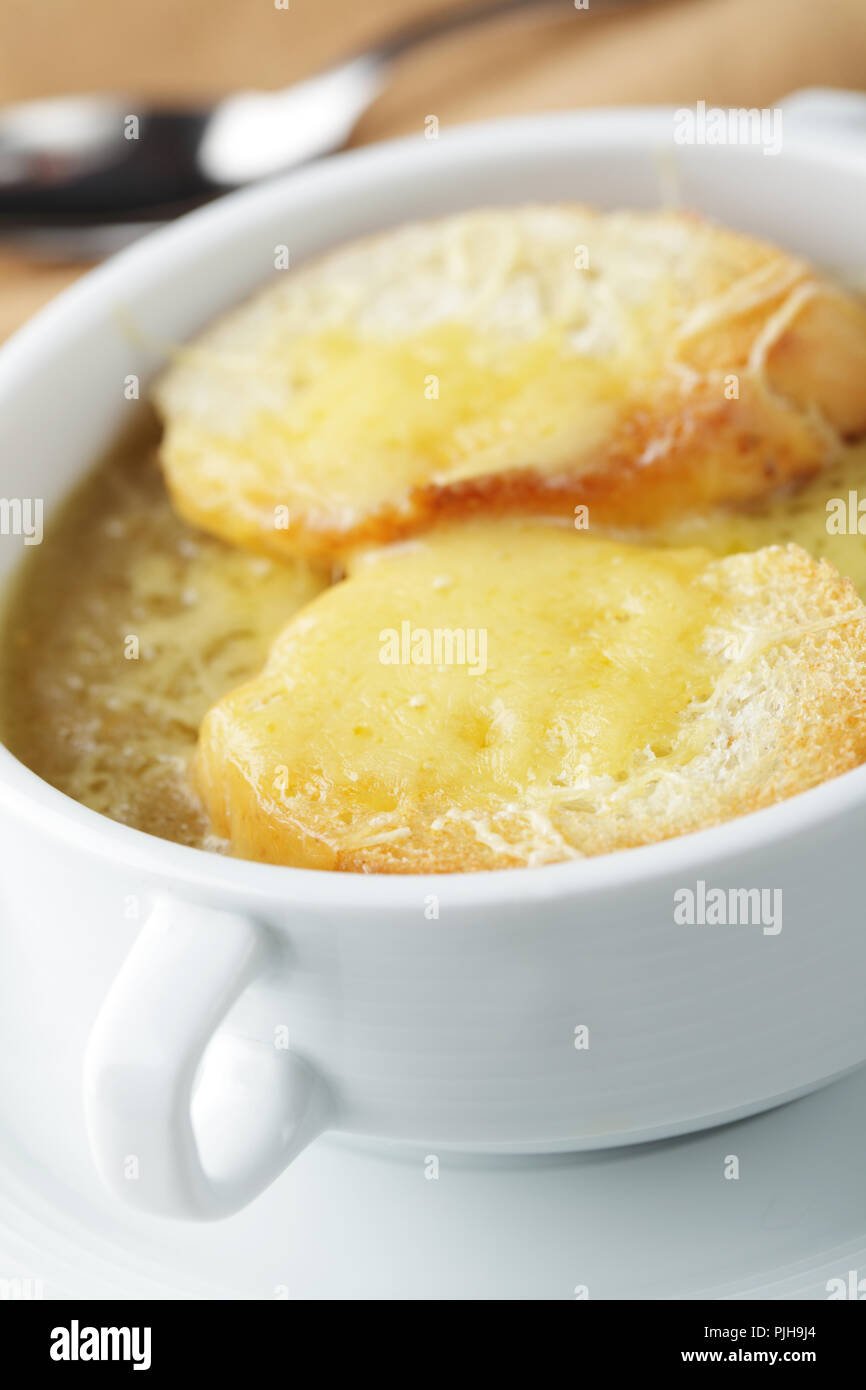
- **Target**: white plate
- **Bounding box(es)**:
[2,945,865,1302]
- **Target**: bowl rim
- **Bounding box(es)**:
[2,104,866,913]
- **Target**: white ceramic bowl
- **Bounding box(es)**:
[2,94,866,1221]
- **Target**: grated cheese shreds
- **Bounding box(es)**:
[0,413,326,846]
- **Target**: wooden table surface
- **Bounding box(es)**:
[1,0,864,340]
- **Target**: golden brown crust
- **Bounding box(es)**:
[163,372,841,561]
[764,288,866,437]
[196,535,866,873]
[158,205,866,561]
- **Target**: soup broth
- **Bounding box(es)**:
[2,417,866,851]
[0,412,326,847]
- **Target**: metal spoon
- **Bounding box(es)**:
[0,0,586,257]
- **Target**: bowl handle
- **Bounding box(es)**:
[779,87,866,144]
[83,896,330,1220]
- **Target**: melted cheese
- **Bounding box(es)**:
[157,206,866,560]
[167,324,628,529]
[196,523,730,866]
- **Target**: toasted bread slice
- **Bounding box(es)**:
[155,206,866,560]
[196,522,866,872]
